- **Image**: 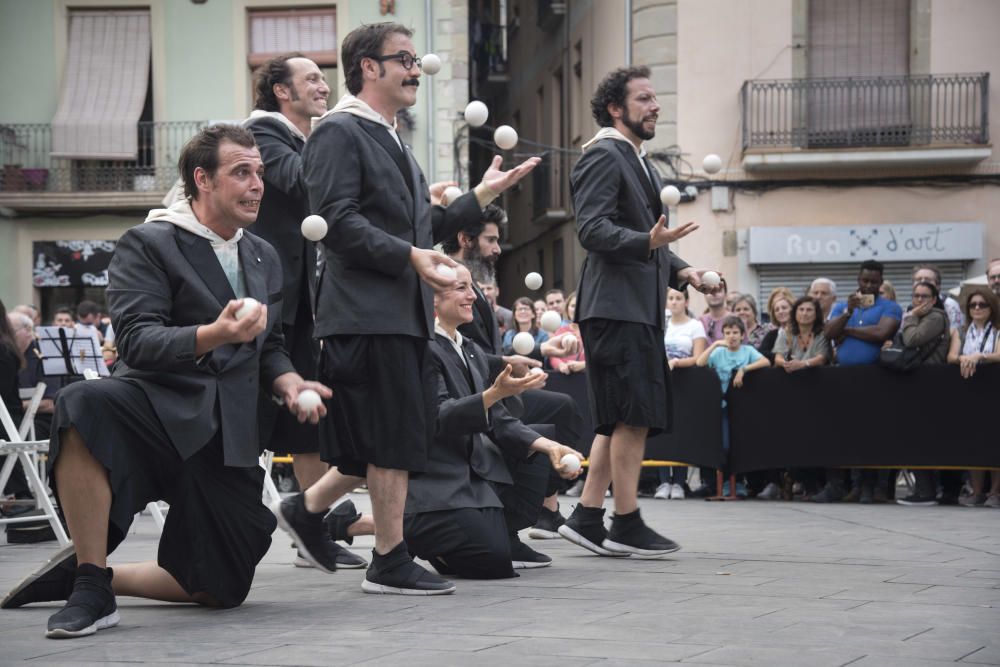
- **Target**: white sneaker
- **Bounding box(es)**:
[565,480,585,497]
[758,482,780,500]
[669,483,685,500]
[654,483,671,499]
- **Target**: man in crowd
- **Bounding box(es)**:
[2,125,330,638]
[51,308,74,329]
[809,278,838,321]
[699,279,730,344]
[75,300,105,345]
[817,260,902,504]
[244,53,366,571]
[13,304,41,327]
[277,22,539,596]
[987,258,1000,298]
[561,65,712,557]
[912,264,962,330]
[545,289,568,325]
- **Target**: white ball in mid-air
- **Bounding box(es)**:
[540,310,562,333]
[494,125,518,150]
[297,389,322,411]
[301,214,328,241]
[235,297,259,320]
[702,153,723,174]
[701,270,721,288]
[464,100,489,127]
[512,331,535,355]
[421,53,442,75]
[660,185,681,207]
[436,264,457,281]
[560,454,582,473]
[524,272,543,291]
[442,186,463,206]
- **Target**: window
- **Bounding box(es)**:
[552,238,564,290]
[247,7,337,68]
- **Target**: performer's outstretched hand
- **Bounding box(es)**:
[429,180,458,206]
[649,215,698,250]
[482,364,546,408]
[530,438,585,479]
[273,373,334,424]
[678,267,724,294]
[501,354,541,377]
[197,298,269,354]
[410,247,460,290]
[480,155,542,195]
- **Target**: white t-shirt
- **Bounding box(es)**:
[664,316,708,359]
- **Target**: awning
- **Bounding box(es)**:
[51,10,151,160]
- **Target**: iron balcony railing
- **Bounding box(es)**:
[741,73,989,151]
[0,120,208,193]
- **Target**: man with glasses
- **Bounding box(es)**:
[289,22,540,596]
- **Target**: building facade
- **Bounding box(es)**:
[472,0,1000,312]
[0,0,470,315]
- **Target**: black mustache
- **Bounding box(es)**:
[404,78,420,87]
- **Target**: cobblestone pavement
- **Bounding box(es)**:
[2,495,998,666]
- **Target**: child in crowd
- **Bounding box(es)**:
[696,316,771,496]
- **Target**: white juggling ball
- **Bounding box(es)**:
[702,154,723,174]
[660,185,681,207]
[464,101,489,127]
[530,367,546,375]
[301,214,328,241]
[512,331,535,356]
[701,270,721,288]
[524,272,543,290]
[297,389,322,412]
[540,310,562,333]
[493,125,518,150]
[421,53,441,75]
[560,454,582,473]
[442,186,463,206]
[436,264,457,281]
[561,333,577,349]
[235,297,259,320]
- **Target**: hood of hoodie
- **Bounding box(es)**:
[313,94,398,132]
[245,109,307,142]
[581,126,645,158]
[144,199,244,247]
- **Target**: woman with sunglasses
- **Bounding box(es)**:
[947,286,1000,507]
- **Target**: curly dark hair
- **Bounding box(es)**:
[179,124,257,201]
[859,259,885,277]
[440,204,507,255]
[590,65,651,127]
[252,53,305,112]
[789,296,824,336]
[342,22,413,95]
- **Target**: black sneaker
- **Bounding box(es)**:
[45,564,118,639]
[527,506,565,539]
[603,509,681,557]
[362,542,455,595]
[510,537,552,569]
[896,494,938,506]
[2,543,76,609]
[294,543,368,570]
[324,499,361,545]
[557,505,628,557]
[811,483,845,503]
[271,493,338,573]
[859,485,875,505]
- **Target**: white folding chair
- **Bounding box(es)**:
[0,396,70,546]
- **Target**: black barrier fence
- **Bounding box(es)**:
[543,364,1000,473]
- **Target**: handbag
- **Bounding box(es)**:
[879,328,944,372]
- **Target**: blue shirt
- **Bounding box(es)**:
[708,345,764,403]
[829,296,902,365]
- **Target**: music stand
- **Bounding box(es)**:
[37,326,109,378]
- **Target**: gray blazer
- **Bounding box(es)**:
[571,138,690,330]
[405,333,538,515]
[302,113,483,339]
[106,222,295,467]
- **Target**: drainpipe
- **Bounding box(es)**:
[425,0,436,180]
[624,0,632,65]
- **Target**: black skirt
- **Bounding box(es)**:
[318,334,436,477]
[50,378,275,608]
[579,318,673,437]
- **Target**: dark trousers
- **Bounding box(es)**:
[521,388,582,496]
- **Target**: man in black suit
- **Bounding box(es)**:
[2,125,332,638]
[245,54,366,571]
[441,205,583,540]
[346,264,582,576]
[558,66,715,558]
[279,22,539,596]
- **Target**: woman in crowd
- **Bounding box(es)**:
[548,291,585,375]
[731,294,771,349]
[502,296,550,360]
[948,286,1000,507]
[657,287,708,499]
[532,299,547,331]
[896,281,951,506]
[756,288,795,362]
[880,280,897,302]
[0,299,25,428]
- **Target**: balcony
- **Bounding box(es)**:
[0,121,208,213]
[740,73,990,171]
